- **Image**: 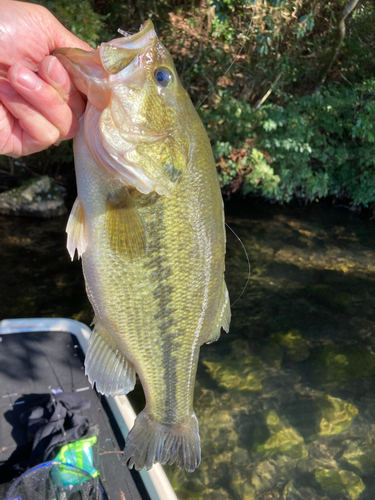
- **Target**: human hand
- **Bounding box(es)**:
[0,0,92,157]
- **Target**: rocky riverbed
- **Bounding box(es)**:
[163,202,375,500]
[1,200,375,499]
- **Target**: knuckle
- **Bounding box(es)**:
[46,90,65,111]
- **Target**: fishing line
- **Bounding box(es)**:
[196,0,258,109]
[225,222,251,307]
[196,4,256,305]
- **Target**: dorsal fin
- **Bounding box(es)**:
[106,187,147,258]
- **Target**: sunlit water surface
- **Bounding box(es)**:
[1,200,375,500]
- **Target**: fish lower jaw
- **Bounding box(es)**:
[123,409,201,472]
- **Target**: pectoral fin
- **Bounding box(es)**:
[66,198,87,260]
[106,188,147,258]
[85,318,136,396]
[204,280,231,344]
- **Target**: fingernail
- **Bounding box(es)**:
[0,78,16,95]
[14,66,41,90]
[47,57,65,85]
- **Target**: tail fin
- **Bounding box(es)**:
[123,410,201,472]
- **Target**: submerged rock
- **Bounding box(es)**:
[272,328,310,362]
[251,460,277,493]
[298,455,338,474]
[231,470,256,500]
[197,394,241,458]
[203,355,265,391]
[343,437,375,473]
[256,410,308,459]
[203,339,266,391]
[203,487,230,500]
[315,344,375,388]
[282,480,323,500]
[231,446,250,468]
[316,395,358,436]
[0,176,67,218]
[314,468,365,500]
[261,342,284,368]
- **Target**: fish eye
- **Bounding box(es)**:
[154,67,173,87]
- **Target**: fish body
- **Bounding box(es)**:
[54,21,230,472]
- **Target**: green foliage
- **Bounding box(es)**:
[294,12,315,40]
[201,81,375,205]
[31,0,109,47]
[244,149,280,199]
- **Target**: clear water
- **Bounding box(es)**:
[1,201,375,500]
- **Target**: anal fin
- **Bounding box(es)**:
[85,318,136,396]
[106,187,147,258]
[204,280,231,345]
[66,197,87,260]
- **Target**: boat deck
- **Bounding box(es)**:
[0,328,149,500]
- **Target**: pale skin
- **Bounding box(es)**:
[0,0,91,157]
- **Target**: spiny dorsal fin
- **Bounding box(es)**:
[85,318,136,396]
[66,197,87,260]
[204,280,231,345]
[106,187,147,258]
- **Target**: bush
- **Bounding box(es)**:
[32,0,109,47]
[201,81,375,205]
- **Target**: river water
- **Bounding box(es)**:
[1,200,375,500]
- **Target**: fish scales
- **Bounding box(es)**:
[55,20,230,472]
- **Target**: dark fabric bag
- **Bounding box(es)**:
[20,392,90,467]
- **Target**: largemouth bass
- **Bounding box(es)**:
[54,20,230,473]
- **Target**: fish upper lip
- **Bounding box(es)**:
[117,20,155,45]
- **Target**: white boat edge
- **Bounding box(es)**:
[0,317,178,500]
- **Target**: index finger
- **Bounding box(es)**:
[7,63,79,140]
[38,55,86,119]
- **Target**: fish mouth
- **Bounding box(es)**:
[100,20,157,74]
[108,20,156,48]
[118,20,155,43]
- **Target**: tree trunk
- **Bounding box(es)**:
[317,0,361,86]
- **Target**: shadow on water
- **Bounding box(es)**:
[0,214,92,323]
[1,199,375,499]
